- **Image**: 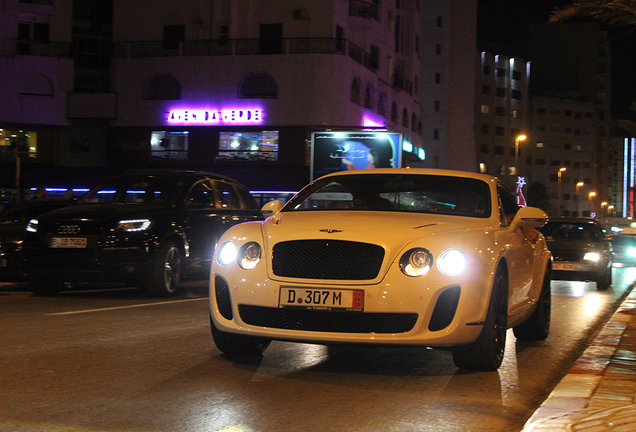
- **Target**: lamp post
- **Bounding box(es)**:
[576,181,584,215]
[589,191,596,217]
[558,167,566,216]
[515,134,527,177]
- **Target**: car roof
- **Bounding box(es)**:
[318,168,499,184]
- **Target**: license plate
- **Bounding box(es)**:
[50,237,87,248]
[553,262,574,270]
[279,287,364,311]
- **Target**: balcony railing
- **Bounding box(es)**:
[1,39,71,57]
[113,38,378,71]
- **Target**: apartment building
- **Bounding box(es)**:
[0,0,424,196]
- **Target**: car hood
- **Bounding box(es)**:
[260,211,493,255]
[35,203,172,223]
[0,224,28,246]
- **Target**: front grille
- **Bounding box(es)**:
[238,305,417,334]
[215,276,233,320]
[272,240,385,280]
[553,252,584,262]
[40,220,104,236]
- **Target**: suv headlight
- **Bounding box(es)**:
[116,219,152,232]
[26,219,38,233]
[584,252,601,261]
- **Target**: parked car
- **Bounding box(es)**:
[208,168,552,371]
[23,170,263,296]
[539,217,613,290]
[610,234,636,266]
[0,197,75,280]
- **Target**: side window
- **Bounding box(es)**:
[497,184,519,226]
[186,180,215,206]
[214,182,240,209]
[236,186,258,209]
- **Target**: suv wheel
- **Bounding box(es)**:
[28,277,64,295]
[144,240,182,297]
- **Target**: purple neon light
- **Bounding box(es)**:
[167,108,263,125]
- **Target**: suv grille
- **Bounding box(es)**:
[272,240,384,280]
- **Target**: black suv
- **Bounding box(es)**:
[23,170,263,296]
[539,217,613,290]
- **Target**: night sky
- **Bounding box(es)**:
[478,0,636,121]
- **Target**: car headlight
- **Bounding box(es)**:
[116,219,152,232]
[584,252,600,261]
[239,242,262,270]
[400,248,433,277]
[26,219,38,233]
[437,249,467,276]
[217,241,237,266]
[629,248,636,258]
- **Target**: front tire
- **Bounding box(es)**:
[452,268,508,371]
[143,241,182,297]
[596,267,612,291]
[513,265,551,341]
[27,277,63,295]
[210,316,271,356]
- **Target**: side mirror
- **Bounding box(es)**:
[510,206,549,230]
[261,200,283,217]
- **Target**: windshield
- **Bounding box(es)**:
[283,174,491,217]
[79,178,187,205]
[540,222,602,241]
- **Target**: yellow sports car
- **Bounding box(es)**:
[209,169,551,370]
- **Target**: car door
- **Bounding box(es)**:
[497,184,536,313]
[183,179,221,272]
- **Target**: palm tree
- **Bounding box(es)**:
[550,0,636,28]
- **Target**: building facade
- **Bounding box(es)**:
[0,0,424,199]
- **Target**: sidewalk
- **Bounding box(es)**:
[521,287,636,431]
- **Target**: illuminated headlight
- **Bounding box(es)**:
[116,219,152,232]
[26,219,38,233]
[239,242,262,270]
[217,241,237,266]
[584,252,601,261]
[628,248,636,258]
[400,248,433,277]
[437,249,468,276]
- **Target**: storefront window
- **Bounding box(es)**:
[0,129,37,159]
[218,131,279,161]
[150,131,188,160]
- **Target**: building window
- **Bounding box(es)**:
[495,146,504,155]
[402,108,409,127]
[0,129,37,159]
[483,65,490,75]
[163,25,184,50]
[364,85,375,110]
[511,90,522,100]
[482,85,490,95]
[496,88,505,97]
[481,105,489,114]
[481,144,489,153]
[496,107,505,117]
[391,102,397,122]
[436,16,442,27]
[481,124,489,134]
[511,109,520,118]
[435,100,441,112]
[259,23,283,54]
[219,24,229,45]
[144,74,181,100]
[378,93,387,116]
[535,159,546,165]
[436,44,442,55]
[151,131,188,160]
[411,113,417,131]
[218,131,279,161]
[495,127,504,136]
[433,129,440,140]
[536,142,544,148]
[351,78,362,105]
[496,68,506,77]
[239,72,278,98]
[435,72,441,84]
[512,70,522,80]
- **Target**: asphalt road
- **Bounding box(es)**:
[1,267,635,432]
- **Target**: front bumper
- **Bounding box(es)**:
[552,260,609,281]
[209,263,498,348]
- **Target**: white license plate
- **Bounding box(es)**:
[553,262,574,270]
[50,237,87,248]
[279,287,364,311]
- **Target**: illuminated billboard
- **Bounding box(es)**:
[311,131,402,180]
[167,108,263,125]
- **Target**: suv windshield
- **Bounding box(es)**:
[80,178,187,204]
[541,222,602,241]
[284,174,491,217]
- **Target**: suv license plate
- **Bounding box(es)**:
[50,237,87,248]
[279,287,364,311]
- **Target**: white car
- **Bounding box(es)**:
[209,169,552,370]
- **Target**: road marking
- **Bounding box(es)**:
[47,297,208,316]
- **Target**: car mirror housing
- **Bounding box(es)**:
[511,206,549,229]
[261,200,283,217]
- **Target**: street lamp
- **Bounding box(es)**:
[576,181,584,215]
[558,167,566,216]
[515,134,527,176]
[589,191,596,217]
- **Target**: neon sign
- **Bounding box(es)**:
[167,108,263,125]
